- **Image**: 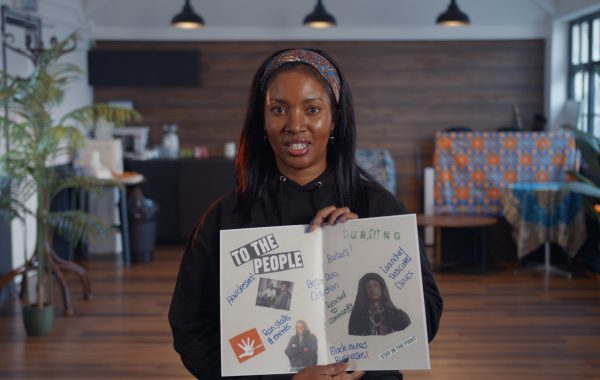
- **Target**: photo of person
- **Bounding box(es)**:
[284,320,318,372]
[348,272,411,336]
[255,278,294,311]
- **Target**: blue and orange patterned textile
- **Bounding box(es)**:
[433,131,579,217]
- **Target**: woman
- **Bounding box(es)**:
[348,273,411,336]
[168,48,443,380]
[285,320,318,372]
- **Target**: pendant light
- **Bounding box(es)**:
[436,0,470,27]
[172,0,205,29]
[303,0,336,28]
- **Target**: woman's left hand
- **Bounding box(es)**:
[308,205,359,232]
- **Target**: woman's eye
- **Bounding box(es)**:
[307,106,320,114]
[271,106,286,114]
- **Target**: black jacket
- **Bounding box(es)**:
[284,331,318,369]
[168,169,443,380]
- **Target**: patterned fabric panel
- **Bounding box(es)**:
[502,183,586,258]
[433,131,579,216]
[356,149,396,194]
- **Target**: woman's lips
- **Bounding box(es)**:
[285,141,310,156]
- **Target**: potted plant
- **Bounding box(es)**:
[0,33,140,336]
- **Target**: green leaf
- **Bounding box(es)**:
[59,104,142,130]
[45,210,110,246]
[562,182,600,199]
[0,176,36,221]
[562,124,600,181]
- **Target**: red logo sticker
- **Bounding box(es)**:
[229,328,266,363]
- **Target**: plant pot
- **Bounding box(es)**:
[22,304,54,336]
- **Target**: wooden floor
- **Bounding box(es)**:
[1,246,600,379]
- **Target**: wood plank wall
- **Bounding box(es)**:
[93,40,544,212]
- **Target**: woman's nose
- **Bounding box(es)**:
[286,109,306,133]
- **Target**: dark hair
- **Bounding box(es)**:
[352,273,394,311]
[235,48,367,220]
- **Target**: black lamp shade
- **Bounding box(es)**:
[304,0,336,28]
[172,0,205,29]
[436,0,470,26]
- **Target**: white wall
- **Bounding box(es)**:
[0,0,93,270]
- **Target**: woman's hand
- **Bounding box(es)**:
[293,362,364,380]
[309,205,359,232]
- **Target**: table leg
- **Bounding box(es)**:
[435,227,442,270]
[542,241,572,279]
[514,241,572,280]
[118,188,131,266]
[480,227,487,273]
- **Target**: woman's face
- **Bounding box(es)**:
[264,69,335,183]
[366,279,382,301]
[296,321,305,336]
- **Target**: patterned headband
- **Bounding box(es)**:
[261,49,341,103]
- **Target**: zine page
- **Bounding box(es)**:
[220,214,430,377]
[322,214,430,371]
[220,225,327,377]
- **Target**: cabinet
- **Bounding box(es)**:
[125,158,236,242]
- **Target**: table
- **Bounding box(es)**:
[416,214,497,272]
[502,182,586,279]
[79,175,145,266]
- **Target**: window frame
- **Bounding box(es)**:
[568,10,600,136]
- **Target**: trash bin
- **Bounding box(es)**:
[128,193,159,263]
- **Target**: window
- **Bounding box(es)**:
[568,11,600,137]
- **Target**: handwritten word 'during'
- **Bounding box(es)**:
[253,251,304,274]
[329,341,369,362]
[262,314,292,345]
[379,247,414,290]
[343,229,400,241]
[230,234,279,267]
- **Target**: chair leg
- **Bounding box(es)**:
[52,267,74,316]
[0,268,24,296]
[53,253,92,300]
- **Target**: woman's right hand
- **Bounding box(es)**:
[308,205,359,232]
[292,362,364,380]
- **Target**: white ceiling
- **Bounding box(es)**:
[84,0,551,28]
[78,0,600,41]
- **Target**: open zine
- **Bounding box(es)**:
[220,214,430,377]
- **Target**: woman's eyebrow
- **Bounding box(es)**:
[302,97,325,104]
[268,97,287,104]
